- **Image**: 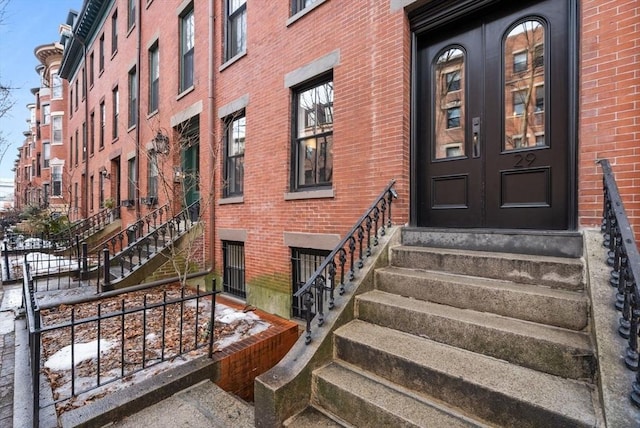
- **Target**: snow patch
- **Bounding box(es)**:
[45,340,115,371]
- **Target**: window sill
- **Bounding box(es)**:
[219,196,243,205]
[177,86,195,101]
[147,110,158,120]
[111,49,118,60]
[287,0,328,26]
[220,50,247,72]
[112,136,119,144]
[127,124,136,133]
[284,188,334,201]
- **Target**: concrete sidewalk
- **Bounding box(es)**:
[108,380,254,427]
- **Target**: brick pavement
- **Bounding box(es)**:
[0,287,18,428]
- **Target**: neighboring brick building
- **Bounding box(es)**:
[14,41,68,212]
[13,0,640,319]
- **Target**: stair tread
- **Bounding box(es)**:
[335,320,597,426]
[394,245,583,265]
[359,289,592,350]
[315,361,483,428]
[377,265,586,300]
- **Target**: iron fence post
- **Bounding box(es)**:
[103,248,111,291]
[209,278,217,358]
[75,234,81,277]
[3,241,10,281]
[81,242,88,280]
[32,309,41,428]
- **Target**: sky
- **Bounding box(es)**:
[0,0,82,180]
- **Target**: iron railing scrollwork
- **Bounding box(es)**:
[293,180,397,344]
[599,159,640,407]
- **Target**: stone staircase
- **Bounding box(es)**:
[292,230,602,427]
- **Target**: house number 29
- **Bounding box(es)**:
[514,153,536,168]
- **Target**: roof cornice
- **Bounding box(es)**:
[59,0,111,79]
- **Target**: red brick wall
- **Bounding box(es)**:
[213,297,299,401]
[67,0,214,239]
[579,1,640,230]
[213,1,410,309]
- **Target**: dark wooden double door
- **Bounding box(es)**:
[415,0,572,229]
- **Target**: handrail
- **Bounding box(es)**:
[49,207,119,244]
[294,180,397,344]
[92,203,170,254]
[598,159,640,407]
[103,200,200,287]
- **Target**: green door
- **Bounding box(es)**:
[182,142,199,206]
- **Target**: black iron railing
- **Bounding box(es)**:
[102,201,199,287]
[599,159,640,407]
[94,204,170,255]
[294,180,397,344]
[2,236,86,284]
[20,201,200,294]
[50,207,120,244]
[23,260,218,428]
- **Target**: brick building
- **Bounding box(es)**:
[13,0,640,319]
[14,41,68,212]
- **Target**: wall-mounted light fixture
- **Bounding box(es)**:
[153,131,170,155]
[173,167,184,183]
[101,169,110,180]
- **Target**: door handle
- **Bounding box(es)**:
[472,117,480,158]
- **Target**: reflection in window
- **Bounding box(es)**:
[445,71,461,92]
[445,145,462,158]
[447,107,461,128]
[535,85,544,112]
[504,19,546,150]
[434,47,465,159]
[513,51,527,73]
[224,114,245,197]
[294,78,333,189]
[513,90,526,116]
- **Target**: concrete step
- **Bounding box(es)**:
[375,266,588,330]
[390,245,584,291]
[284,405,350,428]
[401,228,583,258]
[334,320,598,428]
[313,361,484,428]
[356,290,596,380]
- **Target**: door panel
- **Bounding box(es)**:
[416,26,484,227]
[416,0,569,229]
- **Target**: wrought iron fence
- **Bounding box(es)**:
[2,236,82,283]
[23,260,218,428]
[293,180,398,344]
[599,159,640,407]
